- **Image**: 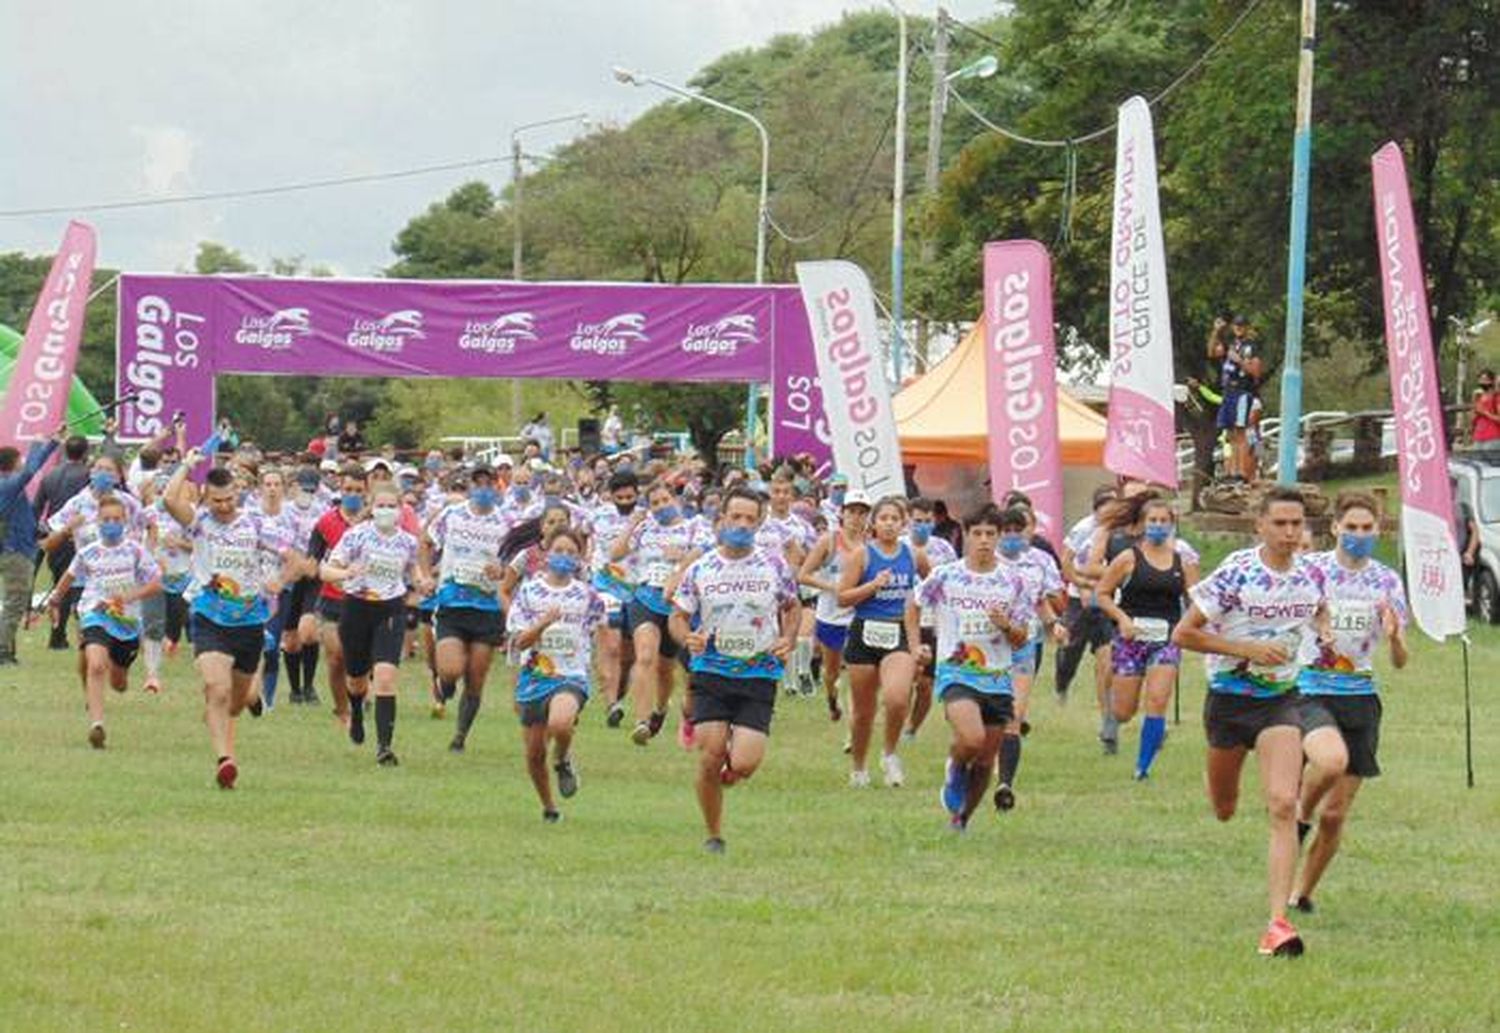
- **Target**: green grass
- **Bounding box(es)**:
[3,613,1498,1033]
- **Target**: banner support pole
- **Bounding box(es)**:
[1462,633,1475,788]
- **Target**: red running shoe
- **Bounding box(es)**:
[216,757,238,790]
[1257,917,1304,957]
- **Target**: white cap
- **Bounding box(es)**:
[363,456,393,473]
[494,453,514,468]
[842,489,873,509]
[319,459,339,472]
[396,465,419,479]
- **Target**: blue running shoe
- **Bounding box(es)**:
[940,758,967,815]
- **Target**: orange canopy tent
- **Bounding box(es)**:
[894,323,1106,465]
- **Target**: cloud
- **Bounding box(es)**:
[132,125,195,197]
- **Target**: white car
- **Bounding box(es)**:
[1449,453,1500,623]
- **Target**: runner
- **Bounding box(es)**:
[164,455,298,789]
[909,504,1038,829]
[1094,495,1199,780]
[1054,485,1118,711]
[798,491,870,722]
[1290,491,1408,913]
[838,495,929,787]
[253,467,302,709]
[1173,486,1329,956]
[991,505,1067,810]
[424,463,514,753]
[614,480,701,745]
[304,466,369,729]
[320,484,429,765]
[281,466,327,705]
[507,527,606,822]
[590,470,641,727]
[46,494,163,748]
[905,497,959,740]
[669,486,801,853]
[758,471,814,696]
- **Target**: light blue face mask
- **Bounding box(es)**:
[1340,532,1376,560]
[719,526,756,551]
[999,533,1027,558]
[91,472,117,493]
[470,486,498,509]
[910,521,933,545]
[98,520,125,545]
[1143,524,1173,545]
[653,505,679,525]
[341,493,364,514]
[547,554,580,577]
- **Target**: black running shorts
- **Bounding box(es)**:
[1299,694,1382,778]
[1203,690,1302,751]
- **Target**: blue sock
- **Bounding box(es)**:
[262,649,280,705]
[1137,715,1166,775]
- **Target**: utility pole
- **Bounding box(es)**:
[509,137,525,433]
[916,6,950,373]
[1275,0,1317,485]
[888,4,908,387]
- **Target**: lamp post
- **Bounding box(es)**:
[887,2,909,387]
[613,66,769,468]
[509,112,588,430]
[1275,0,1317,485]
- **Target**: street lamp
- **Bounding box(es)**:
[1452,316,1495,407]
[509,112,588,430]
[613,65,770,468]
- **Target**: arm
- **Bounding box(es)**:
[509,603,561,652]
[1076,526,1112,581]
[1092,551,1137,635]
[163,449,203,528]
[836,548,884,607]
[609,513,645,562]
[772,598,802,659]
[797,536,834,591]
[1171,603,1285,666]
[902,598,923,659]
[667,608,707,654]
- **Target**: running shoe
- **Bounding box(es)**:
[1100,735,1119,756]
[646,709,667,739]
[348,702,365,745]
[448,733,466,754]
[797,673,816,697]
[304,688,321,706]
[849,769,871,788]
[555,758,579,798]
[606,702,626,728]
[948,813,968,834]
[881,753,905,788]
[164,639,179,659]
[993,782,1016,812]
[144,677,162,695]
[1289,895,1315,915]
[1257,917,1304,957]
[677,715,696,750]
[841,736,852,754]
[247,697,263,718]
[430,700,447,719]
[376,748,399,767]
[87,723,106,750]
[901,727,917,743]
[826,694,842,723]
[1019,720,1032,737]
[703,836,726,855]
[216,757,238,790]
[1133,768,1150,782]
[631,720,652,746]
[543,809,562,824]
[940,759,967,815]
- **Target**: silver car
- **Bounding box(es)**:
[1449,453,1500,623]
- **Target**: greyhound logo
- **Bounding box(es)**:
[348,309,425,353]
[460,311,538,354]
[682,313,761,356]
[1117,417,1158,456]
[570,312,649,356]
[235,306,314,350]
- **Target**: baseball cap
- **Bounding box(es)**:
[828,472,850,486]
[493,454,514,468]
[396,465,419,480]
[842,489,873,509]
[363,457,393,473]
[319,459,339,472]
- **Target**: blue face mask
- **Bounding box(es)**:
[547,554,580,577]
[999,533,1027,558]
[702,503,720,521]
[719,526,756,551]
[1143,524,1173,545]
[90,472,116,493]
[830,488,847,505]
[98,520,125,545]
[1340,532,1376,560]
[654,505,678,525]
[424,458,442,472]
[470,486,497,509]
[341,493,364,514]
[513,487,532,505]
[910,521,933,545]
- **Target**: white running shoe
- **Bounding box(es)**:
[881,752,905,788]
[849,768,871,788]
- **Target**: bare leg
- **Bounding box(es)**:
[695,720,730,839]
[878,652,916,757]
[847,664,878,772]
[629,624,663,722]
[82,643,108,726]
[319,620,349,721]
[1256,725,1304,923]
[523,723,552,811]
[198,653,236,760]
[1205,744,1248,821]
[1294,776,1363,902]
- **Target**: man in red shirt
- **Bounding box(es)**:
[1470,369,1500,444]
[308,466,368,728]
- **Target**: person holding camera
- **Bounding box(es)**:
[1208,314,1264,482]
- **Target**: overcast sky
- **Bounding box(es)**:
[2,1,999,276]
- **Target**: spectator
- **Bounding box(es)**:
[521,411,553,458]
[1470,369,1500,444]
[337,418,366,456]
[601,405,623,454]
[0,427,64,664]
[1454,477,1481,599]
[1209,314,1264,482]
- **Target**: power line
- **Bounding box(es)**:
[946,0,1269,149]
[0,156,508,219]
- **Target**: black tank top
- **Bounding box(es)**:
[1117,545,1184,624]
[1105,530,1137,564]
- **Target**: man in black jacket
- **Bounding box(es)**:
[32,434,90,649]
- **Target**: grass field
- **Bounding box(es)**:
[3,607,1498,1033]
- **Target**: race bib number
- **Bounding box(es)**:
[538,626,579,658]
[1328,600,1375,636]
[216,544,261,588]
[715,626,763,659]
[366,554,404,586]
[448,556,490,588]
[1250,630,1303,682]
[862,620,900,650]
[958,612,997,640]
[1133,617,1170,643]
[644,561,673,587]
[100,574,135,599]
